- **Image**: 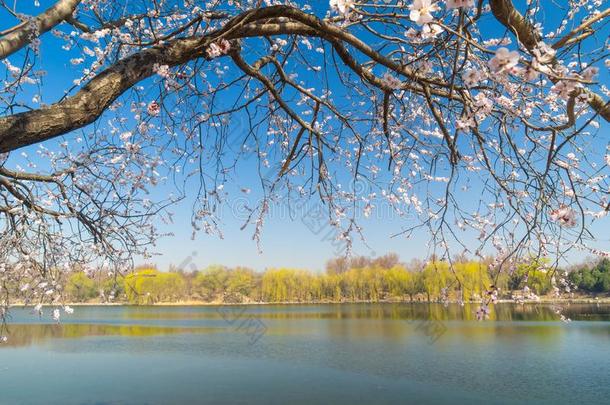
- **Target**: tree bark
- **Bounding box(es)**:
[489,0,610,122]
[0,7,319,153]
[0,4,607,154]
[0,0,81,60]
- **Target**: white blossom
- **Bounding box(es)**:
[409,0,440,26]
[446,0,474,9]
[462,69,484,87]
[488,47,520,73]
[153,64,171,79]
[147,101,161,116]
[206,39,231,59]
[550,205,577,227]
[330,0,354,15]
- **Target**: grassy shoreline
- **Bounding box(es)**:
[9,296,610,307]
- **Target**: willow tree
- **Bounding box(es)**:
[0,1,608,323]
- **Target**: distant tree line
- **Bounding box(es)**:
[56,254,610,305]
[567,259,610,294]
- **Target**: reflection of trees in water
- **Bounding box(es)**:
[2,304,608,348]
[0,324,211,348]
[248,303,609,322]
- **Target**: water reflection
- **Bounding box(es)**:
[241,303,610,322]
[8,303,607,321]
[2,303,610,349]
[1,323,216,348]
[2,304,610,405]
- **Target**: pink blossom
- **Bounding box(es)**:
[409,0,440,26]
[550,205,577,227]
[206,43,222,59]
[456,116,475,130]
[532,42,556,63]
[406,23,444,41]
[446,0,474,9]
[462,69,484,87]
[330,0,354,15]
[582,66,599,81]
[551,78,580,100]
[152,63,171,79]
[147,101,161,116]
[219,39,231,54]
[206,39,232,59]
[473,93,493,118]
[476,304,490,321]
[488,47,520,73]
[382,72,403,89]
[522,64,539,81]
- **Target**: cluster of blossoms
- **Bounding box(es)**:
[551,66,599,100]
[462,69,485,87]
[511,285,540,303]
[51,306,74,323]
[206,39,232,59]
[0,260,79,332]
[488,47,520,74]
[487,287,499,304]
[147,101,161,116]
[408,0,440,26]
[405,23,444,41]
[440,287,450,307]
[551,273,567,299]
[404,0,474,39]
[332,0,476,40]
[329,0,354,16]
[475,304,491,321]
[382,72,403,90]
[0,0,606,332]
[527,41,557,80]
[550,205,577,228]
[408,0,474,26]
[446,0,474,8]
[153,63,171,79]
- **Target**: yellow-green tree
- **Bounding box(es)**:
[124,269,185,304]
[193,265,229,301]
[321,274,342,301]
[261,268,307,302]
[225,267,257,302]
[64,272,97,302]
[510,259,552,295]
[455,262,491,302]
[384,265,415,301]
[421,262,451,301]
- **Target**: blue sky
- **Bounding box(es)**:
[1,1,608,272]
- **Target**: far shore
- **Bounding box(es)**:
[9,296,610,307]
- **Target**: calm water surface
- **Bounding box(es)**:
[1,303,610,404]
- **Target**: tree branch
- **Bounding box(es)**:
[0,0,81,60]
[489,0,610,122]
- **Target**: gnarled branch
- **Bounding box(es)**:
[0,0,81,60]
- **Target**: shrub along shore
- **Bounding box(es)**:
[49,255,610,305]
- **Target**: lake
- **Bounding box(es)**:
[1,303,610,404]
